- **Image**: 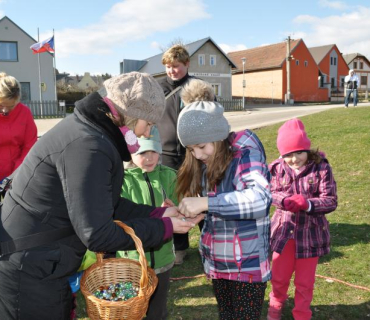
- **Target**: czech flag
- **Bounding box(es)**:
[30,36,55,54]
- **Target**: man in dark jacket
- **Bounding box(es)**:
[0,72,196,320]
[157,45,196,264]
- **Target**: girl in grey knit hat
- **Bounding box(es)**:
[176,79,272,320]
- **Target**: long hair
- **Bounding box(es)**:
[176,139,234,200]
[308,148,323,164]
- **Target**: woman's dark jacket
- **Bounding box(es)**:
[0,92,165,280]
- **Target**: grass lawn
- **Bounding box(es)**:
[77,106,370,319]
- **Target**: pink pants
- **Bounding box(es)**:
[269,240,319,320]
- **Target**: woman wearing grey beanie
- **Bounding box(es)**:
[0,72,197,319]
[176,79,272,320]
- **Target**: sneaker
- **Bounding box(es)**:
[174,250,187,265]
[344,105,348,108]
[267,304,283,320]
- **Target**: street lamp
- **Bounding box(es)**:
[241,57,246,110]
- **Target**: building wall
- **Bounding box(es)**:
[288,41,329,102]
[0,18,56,100]
[232,69,283,102]
[77,72,98,90]
[348,57,370,89]
[188,42,233,99]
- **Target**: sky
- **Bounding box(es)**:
[1,0,370,76]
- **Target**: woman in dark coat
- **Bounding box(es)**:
[0,72,195,319]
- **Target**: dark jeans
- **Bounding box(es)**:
[145,268,172,320]
[0,259,72,320]
[345,89,358,106]
[212,278,267,320]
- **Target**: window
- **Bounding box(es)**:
[211,84,221,96]
[304,60,308,67]
[334,57,337,65]
[20,83,31,101]
[0,41,18,61]
[340,77,345,87]
[331,77,335,88]
[198,54,205,66]
[353,61,357,68]
[360,62,364,69]
[295,60,299,66]
[361,76,367,86]
[210,55,216,66]
[330,57,333,65]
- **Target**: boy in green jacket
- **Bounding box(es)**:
[117,126,176,320]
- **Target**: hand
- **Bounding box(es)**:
[178,197,208,218]
[161,198,175,208]
[162,206,181,218]
[183,213,206,226]
[283,195,309,212]
[170,217,195,234]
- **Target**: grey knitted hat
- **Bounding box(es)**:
[101,72,165,123]
[177,101,230,146]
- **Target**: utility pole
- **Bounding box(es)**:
[286,36,292,105]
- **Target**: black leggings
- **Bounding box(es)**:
[212,278,267,320]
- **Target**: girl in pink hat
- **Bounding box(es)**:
[267,118,337,320]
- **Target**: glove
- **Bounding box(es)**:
[283,194,309,212]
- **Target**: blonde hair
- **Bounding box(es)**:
[181,79,215,106]
[162,45,190,65]
[0,72,21,102]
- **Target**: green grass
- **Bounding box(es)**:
[77,106,370,319]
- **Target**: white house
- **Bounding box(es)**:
[343,53,370,90]
[0,16,56,101]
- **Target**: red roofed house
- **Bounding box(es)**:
[228,39,329,104]
[309,44,349,100]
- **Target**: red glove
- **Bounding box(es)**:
[283,195,309,212]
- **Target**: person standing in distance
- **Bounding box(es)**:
[157,44,196,265]
[344,69,360,108]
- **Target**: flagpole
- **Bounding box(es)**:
[37,28,43,117]
[52,29,57,102]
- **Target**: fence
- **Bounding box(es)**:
[24,100,66,119]
[217,98,244,111]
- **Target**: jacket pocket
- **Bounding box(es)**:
[309,216,330,248]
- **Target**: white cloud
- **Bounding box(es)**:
[293,6,370,58]
[150,41,161,50]
[219,43,247,53]
[47,0,210,58]
[318,0,349,10]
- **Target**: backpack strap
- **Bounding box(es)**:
[165,86,182,100]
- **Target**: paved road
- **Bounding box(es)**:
[35,102,367,136]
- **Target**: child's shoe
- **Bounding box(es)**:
[267,304,283,320]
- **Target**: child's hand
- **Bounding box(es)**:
[178,197,208,218]
[171,217,195,233]
[161,198,175,208]
[163,206,181,218]
[283,195,309,212]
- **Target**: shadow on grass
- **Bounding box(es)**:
[260,298,370,320]
[319,223,370,262]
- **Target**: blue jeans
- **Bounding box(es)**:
[345,89,357,106]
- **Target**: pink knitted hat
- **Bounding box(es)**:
[277,118,311,156]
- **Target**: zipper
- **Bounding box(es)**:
[143,172,156,269]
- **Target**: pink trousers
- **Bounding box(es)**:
[269,240,319,320]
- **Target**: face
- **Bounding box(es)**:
[134,119,153,138]
[0,97,18,116]
[165,60,189,80]
[187,143,215,165]
[132,151,159,172]
[350,71,354,76]
[283,151,308,170]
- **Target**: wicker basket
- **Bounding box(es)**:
[80,220,158,320]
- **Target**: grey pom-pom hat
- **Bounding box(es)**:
[177,101,230,146]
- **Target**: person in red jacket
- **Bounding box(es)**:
[0,72,37,189]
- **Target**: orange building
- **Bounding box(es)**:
[228,39,329,104]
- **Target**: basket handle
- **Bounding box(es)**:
[95,220,149,294]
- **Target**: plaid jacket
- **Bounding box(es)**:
[200,130,272,283]
[269,157,337,258]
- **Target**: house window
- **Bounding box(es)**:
[331,77,336,88]
[211,83,221,96]
[361,76,367,86]
[304,60,308,67]
[334,57,337,65]
[360,62,364,69]
[210,55,216,66]
[20,82,31,101]
[353,61,357,68]
[295,60,299,66]
[0,41,18,61]
[340,77,345,87]
[330,57,333,65]
[198,54,205,66]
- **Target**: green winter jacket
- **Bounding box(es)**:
[116,164,176,272]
